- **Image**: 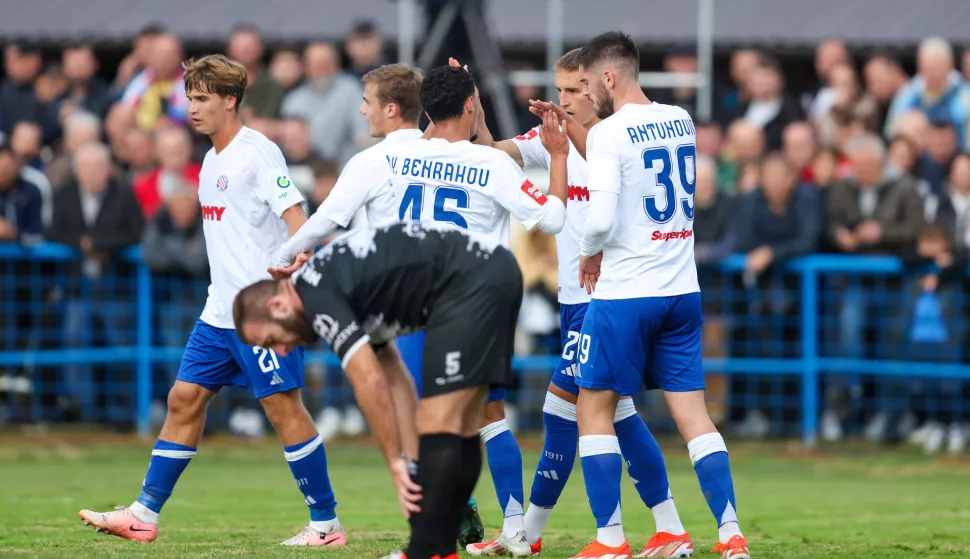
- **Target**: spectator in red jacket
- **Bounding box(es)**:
[133,127,200,218]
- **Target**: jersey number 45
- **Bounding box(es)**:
[642,144,696,224]
[399,183,469,229]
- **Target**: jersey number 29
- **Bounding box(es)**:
[642,144,696,223]
[399,183,469,228]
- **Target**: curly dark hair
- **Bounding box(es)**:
[419,66,476,124]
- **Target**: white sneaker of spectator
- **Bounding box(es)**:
[316,407,343,442]
[947,423,967,455]
[820,409,843,442]
[923,422,946,455]
[340,406,367,437]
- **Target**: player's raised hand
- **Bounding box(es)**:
[579,251,603,294]
[538,109,569,157]
[267,251,309,280]
[528,99,570,122]
[448,57,469,72]
[389,457,423,518]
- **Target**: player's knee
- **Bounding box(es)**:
[259,390,306,429]
[666,392,716,440]
[482,399,506,425]
[575,388,618,433]
[166,382,211,420]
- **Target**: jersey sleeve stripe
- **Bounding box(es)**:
[340,334,373,369]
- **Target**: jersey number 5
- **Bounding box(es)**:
[642,144,696,224]
[399,183,470,228]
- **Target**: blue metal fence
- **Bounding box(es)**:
[2,243,968,446]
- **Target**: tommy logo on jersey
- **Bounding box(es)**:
[201,205,227,221]
[216,175,229,191]
[568,185,590,201]
[521,180,547,205]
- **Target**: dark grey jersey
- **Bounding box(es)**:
[292,221,506,366]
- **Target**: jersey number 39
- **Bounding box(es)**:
[399,183,469,229]
[642,144,696,223]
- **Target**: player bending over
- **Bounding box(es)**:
[233,221,524,559]
[268,63,485,546]
[570,33,750,559]
[468,48,693,558]
[78,55,346,547]
[383,65,569,556]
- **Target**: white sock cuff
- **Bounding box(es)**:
[151,448,197,459]
[687,432,727,466]
[542,392,577,422]
[479,419,511,443]
[613,398,637,422]
[284,434,323,462]
[578,434,620,457]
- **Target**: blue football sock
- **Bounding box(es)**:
[480,419,525,531]
[688,432,739,532]
[530,395,578,507]
[613,400,669,508]
[579,434,625,546]
[284,434,338,522]
[136,440,197,515]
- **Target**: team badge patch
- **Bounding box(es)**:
[216,175,229,191]
[276,176,291,188]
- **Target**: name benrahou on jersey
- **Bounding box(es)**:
[383,138,552,249]
[388,156,492,189]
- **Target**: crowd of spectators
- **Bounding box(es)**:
[1,25,969,445]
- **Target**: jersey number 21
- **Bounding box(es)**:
[399,183,469,229]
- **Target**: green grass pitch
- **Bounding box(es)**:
[1,435,969,558]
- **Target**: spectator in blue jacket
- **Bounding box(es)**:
[0,143,43,245]
[736,153,820,276]
[886,37,970,149]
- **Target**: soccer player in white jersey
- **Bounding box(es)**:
[571,33,750,559]
[78,55,347,548]
[273,63,424,271]
[468,49,693,558]
[269,63,489,548]
[383,65,569,557]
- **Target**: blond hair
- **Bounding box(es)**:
[362,63,423,124]
[555,48,583,72]
[182,54,248,111]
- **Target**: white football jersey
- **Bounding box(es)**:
[197,126,305,328]
[384,138,553,247]
[512,127,590,305]
[586,103,699,299]
[318,128,424,227]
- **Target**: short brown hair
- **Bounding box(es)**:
[362,63,423,124]
[232,279,280,338]
[182,54,248,111]
[555,48,583,72]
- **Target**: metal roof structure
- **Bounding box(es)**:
[0,0,965,48]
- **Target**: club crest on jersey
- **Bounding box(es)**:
[276,176,291,188]
[216,175,229,191]
[521,180,547,205]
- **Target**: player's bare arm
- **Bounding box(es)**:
[377,341,419,460]
[538,109,569,207]
[343,343,422,517]
[268,206,313,279]
[530,100,588,159]
[281,204,309,237]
